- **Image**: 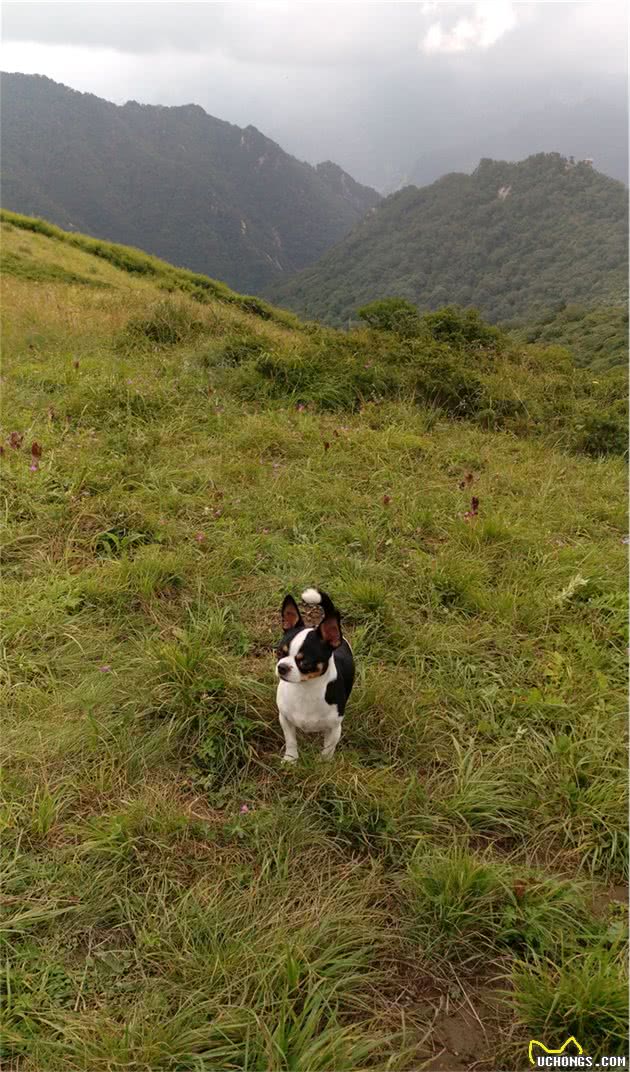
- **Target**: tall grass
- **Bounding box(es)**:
[1,216,627,1070]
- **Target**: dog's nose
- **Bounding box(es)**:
[277,663,290,677]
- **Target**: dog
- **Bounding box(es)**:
[275,587,355,762]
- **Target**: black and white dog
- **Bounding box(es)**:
[275,588,355,762]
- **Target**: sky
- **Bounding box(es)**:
[2,1,627,189]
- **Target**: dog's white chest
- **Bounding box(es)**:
[276,677,339,733]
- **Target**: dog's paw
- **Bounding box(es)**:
[281,754,298,764]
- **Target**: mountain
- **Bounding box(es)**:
[508,305,629,372]
[268,153,628,327]
[0,72,380,293]
[405,97,629,191]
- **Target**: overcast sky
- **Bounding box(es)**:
[2,2,627,188]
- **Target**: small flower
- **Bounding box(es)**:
[296,403,306,412]
[29,463,38,472]
[99,665,111,673]
[464,496,480,521]
[240,804,249,814]
[195,532,206,542]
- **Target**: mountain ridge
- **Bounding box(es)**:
[0,71,380,293]
[267,152,628,327]
[405,96,629,191]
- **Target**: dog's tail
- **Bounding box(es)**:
[301,587,337,618]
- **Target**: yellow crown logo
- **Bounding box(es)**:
[529,1037,583,1065]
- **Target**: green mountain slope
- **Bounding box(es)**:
[0,72,379,293]
[508,304,629,372]
[268,153,628,328]
[1,214,628,1071]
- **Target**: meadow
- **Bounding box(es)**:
[1,212,628,1071]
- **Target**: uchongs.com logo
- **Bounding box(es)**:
[529,1038,584,1067]
[529,1037,627,1069]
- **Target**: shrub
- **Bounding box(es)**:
[408,349,488,416]
[120,299,204,348]
[573,412,628,457]
[421,306,504,351]
[357,297,422,337]
[202,332,269,368]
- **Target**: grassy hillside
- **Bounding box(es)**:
[268,153,628,329]
[1,72,379,294]
[508,305,629,372]
[1,215,628,1071]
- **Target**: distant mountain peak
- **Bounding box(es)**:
[268,152,628,326]
[0,71,380,293]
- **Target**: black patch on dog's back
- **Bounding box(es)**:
[325,640,355,717]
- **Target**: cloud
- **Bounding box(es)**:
[422,2,518,54]
[0,2,422,64]
[1,1,626,190]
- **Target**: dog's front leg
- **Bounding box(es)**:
[279,713,299,763]
[321,722,342,760]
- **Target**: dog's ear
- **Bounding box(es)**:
[281,595,304,631]
[318,613,342,649]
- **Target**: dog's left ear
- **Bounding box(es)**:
[281,595,304,631]
[318,613,342,648]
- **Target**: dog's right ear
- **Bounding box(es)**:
[281,595,304,631]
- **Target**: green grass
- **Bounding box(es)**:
[1,250,113,288]
[509,304,629,372]
[1,215,628,1070]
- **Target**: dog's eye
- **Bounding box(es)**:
[276,644,289,657]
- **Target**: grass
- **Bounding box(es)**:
[0,214,628,1070]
